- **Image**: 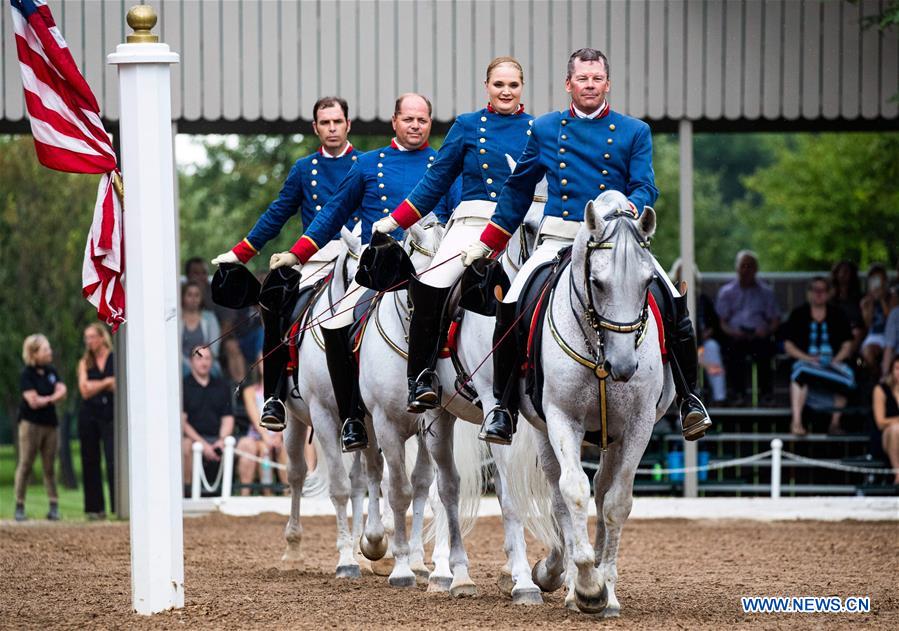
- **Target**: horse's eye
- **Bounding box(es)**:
[591,279,605,293]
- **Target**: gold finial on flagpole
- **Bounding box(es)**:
[126,5,158,44]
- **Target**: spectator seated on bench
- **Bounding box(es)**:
[860,263,890,378]
[716,250,780,405]
[784,277,855,436]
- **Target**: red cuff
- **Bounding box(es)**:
[289,235,319,264]
[232,239,257,263]
[626,200,639,217]
[392,199,422,229]
[480,222,512,252]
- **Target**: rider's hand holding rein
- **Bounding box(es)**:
[460,241,492,267]
[211,250,240,266]
[372,215,400,235]
[269,251,300,270]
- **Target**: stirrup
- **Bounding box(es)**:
[478,406,515,445]
[341,418,368,453]
[681,394,711,441]
[408,369,441,412]
[260,397,287,432]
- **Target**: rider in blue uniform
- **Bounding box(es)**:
[212,97,362,433]
[270,93,459,452]
[371,57,534,412]
[462,48,712,445]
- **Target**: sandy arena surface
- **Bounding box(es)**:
[1,513,897,630]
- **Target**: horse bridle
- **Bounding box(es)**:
[571,209,651,357]
[546,208,652,451]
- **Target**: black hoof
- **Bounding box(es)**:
[574,582,609,614]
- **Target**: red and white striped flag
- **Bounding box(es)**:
[10,0,125,330]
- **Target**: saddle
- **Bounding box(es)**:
[350,288,381,359]
[516,247,573,424]
[436,279,481,405]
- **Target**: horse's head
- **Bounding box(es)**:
[337,224,362,288]
[573,190,657,382]
[403,219,445,273]
[505,154,547,266]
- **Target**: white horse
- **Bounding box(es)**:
[281,226,387,578]
[506,191,675,616]
[426,185,548,605]
[356,220,486,597]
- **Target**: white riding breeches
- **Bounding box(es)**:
[316,244,367,330]
[418,200,496,289]
[503,217,582,303]
[299,239,345,288]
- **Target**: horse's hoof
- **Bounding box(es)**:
[279,557,303,572]
[532,559,564,593]
[427,575,452,592]
[335,564,362,579]
[511,587,543,606]
[601,605,621,618]
[497,570,514,598]
[371,556,395,576]
[411,563,430,585]
[356,557,374,576]
[359,534,388,561]
[450,581,478,598]
[574,583,609,614]
[388,573,417,589]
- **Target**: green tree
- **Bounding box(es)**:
[739,133,899,270]
[649,134,751,273]
[178,133,404,273]
[0,136,99,440]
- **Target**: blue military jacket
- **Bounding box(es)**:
[484,108,658,245]
[397,107,533,222]
[291,141,459,261]
[244,146,361,252]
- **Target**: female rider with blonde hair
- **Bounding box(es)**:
[372,56,534,412]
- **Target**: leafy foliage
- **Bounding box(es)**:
[738,133,899,270]
[0,136,98,437]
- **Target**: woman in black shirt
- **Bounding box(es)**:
[77,323,116,518]
[15,334,67,521]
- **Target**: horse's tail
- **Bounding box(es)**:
[424,420,486,543]
[504,420,563,552]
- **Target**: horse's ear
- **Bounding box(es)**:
[340,226,360,255]
[409,222,426,244]
[505,153,517,173]
[638,206,657,239]
[585,200,598,232]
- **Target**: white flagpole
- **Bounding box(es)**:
[107,5,183,615]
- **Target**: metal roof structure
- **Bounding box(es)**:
[2,0,897,134]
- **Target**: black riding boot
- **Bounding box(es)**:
[406,279,452,413]
[259,305,290,431]
[322,325,368,452]
[666,294,712,441]
[479,301,520,445]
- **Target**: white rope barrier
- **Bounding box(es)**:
[780,451,899,476]
[628,450,774,475]
[233,447,288,471]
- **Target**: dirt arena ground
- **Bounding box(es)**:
[1,513,896,630]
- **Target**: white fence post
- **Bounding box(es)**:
[221,436,236,498]
[770,438,783,499]
[191,442,202,500]
[108,6,182,615]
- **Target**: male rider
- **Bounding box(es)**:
[460,48,712,445]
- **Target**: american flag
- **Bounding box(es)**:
[10,0,125,330]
